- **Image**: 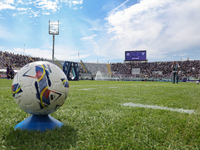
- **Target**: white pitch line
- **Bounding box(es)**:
[0,87,11,89]
[78,88,96,91]
[122,102,195,114]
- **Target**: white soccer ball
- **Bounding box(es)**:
[197,81,199,84]
[12,61,69,115]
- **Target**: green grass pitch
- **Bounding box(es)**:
[0,79,200,149]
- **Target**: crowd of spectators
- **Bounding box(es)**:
[1,51,199,79]
[0,51,43,69]
[111,61,200,78]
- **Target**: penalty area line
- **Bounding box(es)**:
[122,102,195,114]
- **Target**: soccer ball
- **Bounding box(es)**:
[197,81,199,84]
[12,61,69,115]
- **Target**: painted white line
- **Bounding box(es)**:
[78,88,96,91]
[0,87,11,89]
[122,103,195,114]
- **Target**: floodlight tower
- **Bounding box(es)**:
[49,20,59,61]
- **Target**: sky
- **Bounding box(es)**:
[0,0,200,63]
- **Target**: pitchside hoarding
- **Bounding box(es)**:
[125,50,146,61]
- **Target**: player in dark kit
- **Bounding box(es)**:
[6,64,10,80]
[9,66,14,80]
[171,61,180,84]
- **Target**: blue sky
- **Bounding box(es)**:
[0,0,200,63]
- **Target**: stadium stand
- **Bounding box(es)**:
[80,60,91,74]
[78,62,108,75]
[0,51,42,69]
[78,62,108,80]
[0,50,199,81]
[0,51,43,77]
[110,61,200,80]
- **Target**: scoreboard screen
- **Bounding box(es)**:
[125,50,146,61]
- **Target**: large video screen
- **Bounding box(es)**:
[125,50,146,61]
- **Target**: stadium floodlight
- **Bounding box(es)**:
[49,20,59,61]
[49,20,59,35]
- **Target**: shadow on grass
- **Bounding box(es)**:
[4,124,78,150]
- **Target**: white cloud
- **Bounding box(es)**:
[34,0,58,11]
[0,2,15,10]
[12,13,17,18]
[13,48,52,59]
[71,0,83,5]
[25,1,33,5]
[0,0,84,18]
[60,0,83,4]
[80,35,97,41]
[61,0,83,8]
[17,0,24,4]
[17,8,28,11]
[42,11,50,15]
[30,10,40,17]
[81,18,103,31]
[100,0,200,61]
[4,0,14,4]
[10,44,90,61]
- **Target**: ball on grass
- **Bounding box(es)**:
[12,61,69,115]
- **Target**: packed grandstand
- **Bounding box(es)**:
[0,51,199,81]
